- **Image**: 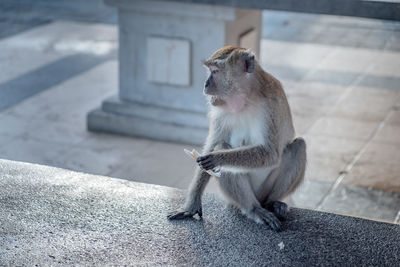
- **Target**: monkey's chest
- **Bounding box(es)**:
[229,117,265,148]
[227,115,271,192]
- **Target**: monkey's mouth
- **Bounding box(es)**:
[210,96,226,106]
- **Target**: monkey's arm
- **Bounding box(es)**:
[197,144,280,170]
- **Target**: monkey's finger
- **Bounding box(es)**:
[197,158,212,166]
[199,160,213,167]
[266,215,281,231]
[196,155,212,163]
[199,160,214,167]
[199,161,215,170]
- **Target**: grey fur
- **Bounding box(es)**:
[257,138,306,204]
[168,47,307,231]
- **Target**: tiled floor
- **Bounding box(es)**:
[0,1,399,223]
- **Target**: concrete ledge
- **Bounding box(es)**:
[1,159,399,265]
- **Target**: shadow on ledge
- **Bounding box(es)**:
[0,159,399,265]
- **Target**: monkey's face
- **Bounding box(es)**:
[203,65,230,106]
[203,51,255,108]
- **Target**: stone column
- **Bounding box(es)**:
[87,0,262,145]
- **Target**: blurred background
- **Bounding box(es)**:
[0,0,399,224]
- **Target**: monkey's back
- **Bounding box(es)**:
[258,68,296,144]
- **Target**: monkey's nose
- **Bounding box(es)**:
[205,78,210,88]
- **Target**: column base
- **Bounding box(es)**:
[87,96,209,145]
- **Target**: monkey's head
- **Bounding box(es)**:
[203,46,256,111]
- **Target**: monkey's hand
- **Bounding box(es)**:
[167,200,203,220]
[196,152,222,171]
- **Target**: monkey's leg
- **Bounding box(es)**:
[260,138,306,220]
[218,172,281,231]
[168,168,210,220]
[167,142,228,220]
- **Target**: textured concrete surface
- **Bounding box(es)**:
[1,159,400,266]
[0,1,399,223]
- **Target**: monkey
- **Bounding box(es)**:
[168,46,306,231]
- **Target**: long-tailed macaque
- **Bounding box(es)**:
[168,46,306,231]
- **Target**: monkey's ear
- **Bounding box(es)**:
[244,53,255,73]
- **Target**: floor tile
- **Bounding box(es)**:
[0,114,29,137]
[352,141,400,166]
[303,134,365,182]
[62,143,149,178]
[0,49,62,84]
[342,142,400,191]
[0,137,69,169]
[287,85,341,117]
[329,86,399,122]
[292,115,319,136]
[367,51,400,77]
[0,133,15,149]
[78,132,153,151]
[386,107,400,126]
[260,39,335,70]
[304,134,365,162]
[373,125,400,145]
[4,60,117,122]
[288,179,332,210]
[319,184,400,222]
[308,115,379,141]
[108,141,201,188]
[1,60,117,145]
[315,46,377,73]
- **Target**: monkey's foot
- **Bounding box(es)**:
[253,207,281,231]
[266,201,288,221]
[167,208,202,220]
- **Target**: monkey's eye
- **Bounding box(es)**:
[211,69,219,75]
